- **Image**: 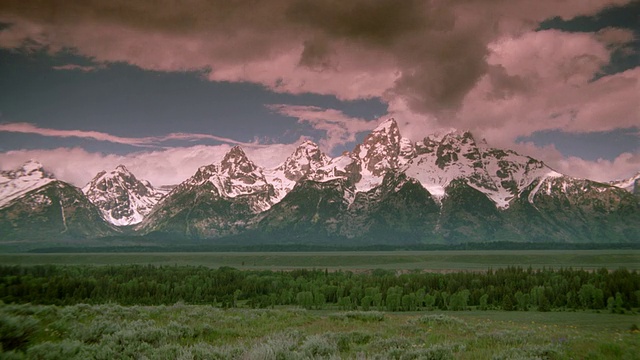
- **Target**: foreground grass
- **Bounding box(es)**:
[0,250,639,271]
[1,303,638,359]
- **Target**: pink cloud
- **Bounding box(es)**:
[0,0,630,111]
[456,30,640,143]
[268,104,378,153]
[508,141,640,183]
[0,142,300,187]
[52,64,105,72]
[0,0,636,183]
[0,122,260,148]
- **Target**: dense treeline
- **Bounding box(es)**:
[1,265,638,312]
[28,241,640,253]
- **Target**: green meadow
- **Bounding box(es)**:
[1,304,638,359]
[1,251,638,359]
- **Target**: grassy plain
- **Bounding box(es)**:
[2,251,638,358]
[0,250,638,271]
[1,303,638,359]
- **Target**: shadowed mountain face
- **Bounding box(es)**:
[2,119,639,246]
[0,181,115,241]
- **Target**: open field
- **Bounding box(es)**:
[1,303,638,359]
[0,250,638,271]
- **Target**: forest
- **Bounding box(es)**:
[1,265,638,313]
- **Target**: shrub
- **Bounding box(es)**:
[395,344,455,360]
[242,331,302,360]
[477,330,534,347]
[300,335,339,358]
[491,344,560,360]
[0,314,39,351]
[25,340,85,360]
[330,311,384,322]
[330,331,373,352]
[414,314,467,328]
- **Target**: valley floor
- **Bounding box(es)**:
[1,249,639,271]
[1,303,638,359]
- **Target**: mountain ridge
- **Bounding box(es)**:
[82,164,167,226]
[1,118,638,247]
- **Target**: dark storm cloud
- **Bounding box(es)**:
[0,0,638,186]
[299,37,336,71]
[285,0,433,45]
[0,0,633,117]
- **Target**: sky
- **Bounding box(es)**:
[0,0,638,187]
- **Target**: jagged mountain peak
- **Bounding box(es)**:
[360,118,401,150]
[84,164,142,187]
[20,159,44,171]
[223,145,248,159]
[114,164,131,173]
[285,140,329,170]
[351,119,411,190]
[372,117,399,134]
[176,145,271,207]
[221,145,258,175]
[291,140,322,157]
[438,129,476,145]
[4,117,638,245]
[83,165,165,226]
[0,161,57,209]
[285,142,329,177]
[610,171,640,194]
[16,160,55,179]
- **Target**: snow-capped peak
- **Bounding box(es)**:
[83,165,166,226]
[221,146,258,176]
[350,118,414,191]
[264,140,332,203]
[178,146,272,212]
[19,160,50,176]
[114,164,131,173]
[278,140,330,181]
[0,160,56,209]
[610,171,640,194]
[372,117,399,134]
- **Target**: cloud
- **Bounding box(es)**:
[457,30,640,144]
[52,63,105,72]
[0,143,300,187]
[509,141,640,182]
[0,0,631,112]
[2,132,635,189]
[596,27,636,47]
[0,0,637,180]
[267,104,377,153]
[0,122,260,148]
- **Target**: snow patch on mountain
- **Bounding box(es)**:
[610,172,640,194]
[350,118,414,192]
[180,146,274,212]
[83,164,167,226]
[0,160,56,209]
[266,141,331,203]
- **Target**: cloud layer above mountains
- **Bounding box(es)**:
[0,0,638,184]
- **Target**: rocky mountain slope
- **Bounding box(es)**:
[82,165,166,226]
[139,119,639,244]
[0,162,115,241]
[610,172,640,194]
[1,119,638,245]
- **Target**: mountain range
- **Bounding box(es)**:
[1,119,638,249]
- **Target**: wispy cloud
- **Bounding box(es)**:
[0,122,259,148]
[0,143,303,187]
[52,64,105,72]
[267,104,378,153]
